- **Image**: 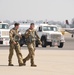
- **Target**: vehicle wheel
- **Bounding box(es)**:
[71,34,73,38]
[19,38,25,47]
[58,42,64,48]
[50,42,52,47]
[42,39,47,47]
[35,40,38,47]
[36,44,38,47]
[20,44,23,47]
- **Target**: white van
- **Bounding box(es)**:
[0,23,9,45]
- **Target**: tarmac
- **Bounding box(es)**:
[0,33,74,75]
[0,49,74,75]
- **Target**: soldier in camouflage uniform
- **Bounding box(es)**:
[23,23,42,67]
[8,23,24,66]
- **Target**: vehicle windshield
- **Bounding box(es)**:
[19,27,29,34]
[43,26,58,31]
[19,27,29,31]
[0,24,9,29]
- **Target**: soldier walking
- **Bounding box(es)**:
[8,23,25,66]
[23,23,42,67]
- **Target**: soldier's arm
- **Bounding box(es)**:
[35,31,40,39]
[24,29,30,38]
[35,31,42,45]
[9,30,15,43]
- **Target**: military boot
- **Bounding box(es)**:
[31,64,37,67]
[19,63,25,66]
[23,59,26,65]
[31,59,37,67]
[8,63,14,66]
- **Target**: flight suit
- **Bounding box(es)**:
[23,28,42,66]
[8,28,24,66]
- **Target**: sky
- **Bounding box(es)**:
[0,0,74,22]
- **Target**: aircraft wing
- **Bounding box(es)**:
[65,28,74,34]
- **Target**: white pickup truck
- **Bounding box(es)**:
[0,23,9,45]
[36,24,65,48]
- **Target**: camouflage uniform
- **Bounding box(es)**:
[23,28,42,66]
[8,28,24,66]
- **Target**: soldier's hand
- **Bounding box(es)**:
[28,30,31,34]
[18,34,22,38]
[26,30,31,35]
[13,41,17,45]
[29,29,31,32]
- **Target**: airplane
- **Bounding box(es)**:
[64,20,74,37]
[48,20,74,37]
[65,28,74,37]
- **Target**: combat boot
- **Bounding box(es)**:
[31,64,37,67]
[23,59,26,65]
[30,59,37,67]
[19,63,25,66]
[8,63,14,66]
